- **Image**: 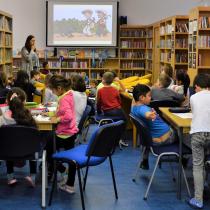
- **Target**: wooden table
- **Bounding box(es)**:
[159,108,191,199]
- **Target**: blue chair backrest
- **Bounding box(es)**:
[78,105,92,133]
[0,125,42,159]
[85,120,126,157]
[129,113,152,147]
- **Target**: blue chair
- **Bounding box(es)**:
[48,120,126,210]
[129,113,191,200]
[0,125,47,208]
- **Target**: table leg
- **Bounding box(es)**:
[177,127,183,200]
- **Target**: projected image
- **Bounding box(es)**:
[53,5,113,45]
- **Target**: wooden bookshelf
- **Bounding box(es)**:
[119,25,148,78]
[159,15,188,76]
[188,6,210,84]
[0,10,12,75]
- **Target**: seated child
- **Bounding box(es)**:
[89,80,98,97]
[40,61,50,75]
[97,71,126,121]
[154,64,174,88]
[43,74,58,105]
[80,71,89,86]
[0,87,37,186]
[131,84,177,169]
[30,70,45,88]
[0,72,10,102]
[14,70,42,102]
[97,71,128,147]
[170,70,190,107]
[151,73,184,104]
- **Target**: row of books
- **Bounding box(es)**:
[90,72,103,79]
[121,41,146,48]
[0,16,3,29]
[175,23,188,33]
[120,30,146,38]
[198,16,210,29]
[4,17,12,31]
[146,30,153,38]
[189,35,197,52]
[5,34,12,47]
[160,24,173,35]
[189,53,196,68]
[175,53,188,63]
[160,52,171,62]
[160,39,172,48]
[120,51,145,59]
[198,35,210,48]
[147,40,153,49]
[146,61,153,70]
[120,61,145,69]
[146,52,152,60]
[175,38,188,48]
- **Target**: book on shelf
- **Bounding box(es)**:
[176,23,189,32]
[4,17,12,31]
[198,35,210,48]
[0,16,3,29]
[198,16,210,29]
[5,34,12,47]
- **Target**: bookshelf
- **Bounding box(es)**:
[145,25,154,74]
[159,16,189,76]
[119,25,148,78]
[188,7,210,84]
[0,10,12,75]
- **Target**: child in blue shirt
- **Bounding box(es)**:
[131,84,177,169]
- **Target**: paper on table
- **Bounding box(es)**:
[33,114,50,122]
[172,113,193,119]
[47,107,57,112]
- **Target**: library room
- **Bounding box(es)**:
[0,0,210,209]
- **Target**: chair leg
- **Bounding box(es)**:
[41,150,46,208]
[169,162,176,182]
[83,166,89,191]
[182,165,191,197]
[77,168,85,210]
[144,156,161,200]
[132,147,146,182]
[109,156,118,199]
[83,123,90,142]
[48,167,57,206]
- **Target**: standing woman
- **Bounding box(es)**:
[21,35,39,76]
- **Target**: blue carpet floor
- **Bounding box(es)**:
[0,125,209,210]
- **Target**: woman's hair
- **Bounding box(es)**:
[0,72,8,89]
[176,70,190,96]
[25,35,35,52]
[15,70,29,87]
[48,75,71,91]
[7,87,37,127]
[71,73,86,92]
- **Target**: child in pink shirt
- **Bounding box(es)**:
[47,75,78,194]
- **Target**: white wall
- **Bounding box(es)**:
[0,0,200,50]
